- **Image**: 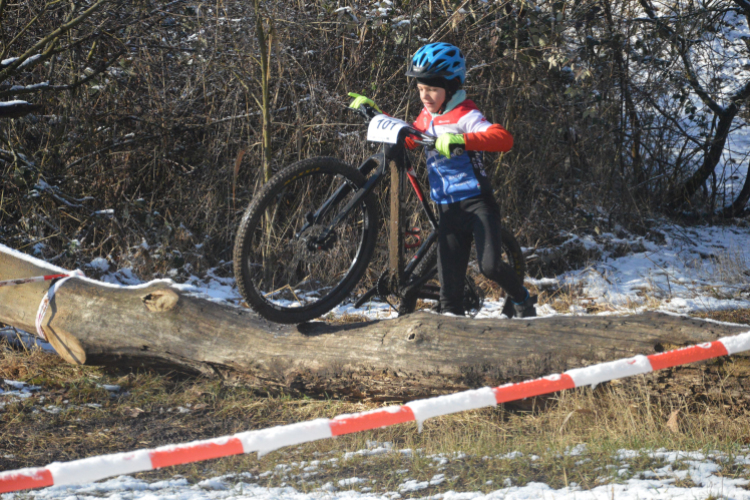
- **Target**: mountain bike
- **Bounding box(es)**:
[233,103,526,324]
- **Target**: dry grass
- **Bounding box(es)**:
[4,320,750,489]
[2,0,663,282]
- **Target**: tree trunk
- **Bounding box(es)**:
[1,245,747,400]
[254,0,274,184]
[720,157,750,218]
[668,106,737,210]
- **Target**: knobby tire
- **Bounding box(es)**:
[233,158,379,324]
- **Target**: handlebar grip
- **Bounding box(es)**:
[450,144,465,157]
[346,104,379,121]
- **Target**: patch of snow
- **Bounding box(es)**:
[87,257,110,272]
[338,477,366,487]
[398,479,429,492]
[0,100,30,107]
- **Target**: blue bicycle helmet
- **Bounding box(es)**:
[406,43,466,84]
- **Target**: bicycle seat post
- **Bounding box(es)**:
[385,143,405,294]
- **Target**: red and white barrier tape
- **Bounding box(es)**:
[0,274,71,288]
[0,270,84,341]
[1,329,749,493]
[31,271,84,341]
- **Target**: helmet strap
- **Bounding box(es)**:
[441,79,462,112]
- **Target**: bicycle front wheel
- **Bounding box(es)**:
[233,157,379,324]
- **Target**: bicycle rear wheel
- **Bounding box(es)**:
[233,157,379,324]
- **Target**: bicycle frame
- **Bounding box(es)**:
[297,137,440,303]
[233,106,502,322]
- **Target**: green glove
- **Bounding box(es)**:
[348,92,382,113]
[435,133,466,158]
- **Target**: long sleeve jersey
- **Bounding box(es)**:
[410,92,513,204]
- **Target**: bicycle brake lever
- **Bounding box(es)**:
[412,138,464,157]
[345,106,370,121]
[413,137,436,148]
[345,104,379,121]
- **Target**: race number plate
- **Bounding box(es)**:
[367,114,412,144]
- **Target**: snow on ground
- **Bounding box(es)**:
[0,327,55,353]
[6,444,750,500]
[553,222,750,316]
[3,220,750,495]
[72,220,750,322]
[284,220,750,321]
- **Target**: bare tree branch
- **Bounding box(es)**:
[679,47,725,116]
[0,50,126,99]
[636,0,723,115]
[0,101,42,118]
[0,0,108,82]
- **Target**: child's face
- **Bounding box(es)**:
[417,84,446,114]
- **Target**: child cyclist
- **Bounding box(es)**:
[349,42,537,318]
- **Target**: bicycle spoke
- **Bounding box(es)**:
[246,172,367,307]
[234,158,379,323]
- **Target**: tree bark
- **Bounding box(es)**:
[668,108,737,210]
[720,157,750,218]
[1,246,747,400]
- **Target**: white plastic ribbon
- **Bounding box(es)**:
[35,270,84,341]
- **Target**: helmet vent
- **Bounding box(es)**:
[405,42,466,83]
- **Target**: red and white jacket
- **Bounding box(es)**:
[409,92,513,204]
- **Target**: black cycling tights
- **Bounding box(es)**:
[437,195,526,315]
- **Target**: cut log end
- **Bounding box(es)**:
[45,327,86,365]
[142,289,180,312]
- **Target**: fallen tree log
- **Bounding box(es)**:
[1,244,748,400]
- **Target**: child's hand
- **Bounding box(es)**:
[435,133,466,158]
[348,93,382,113]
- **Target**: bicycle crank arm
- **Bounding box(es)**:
[353,285,379,308]
[399,267,438,298]
[415,290,440,301]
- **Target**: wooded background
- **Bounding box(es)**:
[2,0,749,280]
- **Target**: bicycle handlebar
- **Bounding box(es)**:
[347,105,434,140]
[346,103,465,156]
[347,103,380,121]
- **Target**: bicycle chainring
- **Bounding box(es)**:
[463,279,485,318]
[376,270,391,297]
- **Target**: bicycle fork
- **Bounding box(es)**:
[294,153,385,249]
